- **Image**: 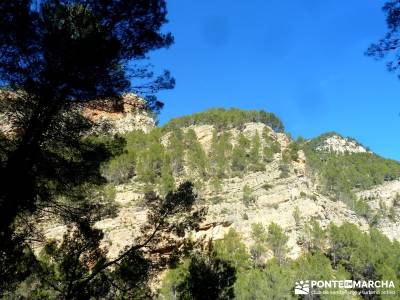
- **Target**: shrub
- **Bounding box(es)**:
[293,206,301,227]
[242,185,255,207]
[101,152,136,184]
[266,223,289,265]
[210,196,223,205]
[393,193,400,207]
[278,164,290,179]
[262,183,273,190]
[213,229,251,271]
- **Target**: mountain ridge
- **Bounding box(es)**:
[35,107,400,261]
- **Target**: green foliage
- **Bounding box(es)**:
[262,183,273,190]
[388,206,397,222]
[250,223,268,267]
[166,128,185,175]
[135,130,165,184]
[210,196,224,205]
[163,108,284,133]
[100,111,285,188]
[159,259,190,300]
[159,253,236,300]
[101,151,136,184]
[305,138,400,193]
[282,142,299,163]
[231,133,250,174]
[242,185,255,207]
[292,206,301,227]
[249,133,265,172]
[301,219,326,253]
[234,262,295,300]
[213,229,251,271]
[185,129,208,177]
[266,223,289,265]
[394,193,400,207]
[160,222,400,299]
[210,177,223,193]
[159,154,175,195]
[304,135,400,216]
[262,128,281,163]
[209,130,232,178]
[278,163,290,179]
[328,222,400,295]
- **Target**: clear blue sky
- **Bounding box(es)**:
[148,0,400,160]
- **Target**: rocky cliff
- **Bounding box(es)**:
[39,108,400,262]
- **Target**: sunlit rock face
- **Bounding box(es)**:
[82,93,155,134]
[20,107,399,261]
[0,92,155,136]
[315,134,368,154]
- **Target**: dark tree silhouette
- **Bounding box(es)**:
[176,253,236,300]
[0,0,175,295]
[366,1,400,78]
[2,182,205,299]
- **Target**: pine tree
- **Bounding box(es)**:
[159,154,175,196]
[185,129,208,177]
[249,132,265,172]
[213,229,251,271]
[136,134,165,184]
[242,185,255,207]
[262,128,281,163]
[266,223,288,265]
[231,133,250,174]
[250,223,268,267]
[167,128,185,175]
[210,130,232,178]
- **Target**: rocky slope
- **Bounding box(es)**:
[39,108,400,263]
[0,92,155,136]
[314,133,369,154]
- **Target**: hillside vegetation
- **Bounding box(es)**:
[301,134,400,220]
[159,222,400,299]
[54,108,400,299]
[101,110,400,212]
[100,109,284,191]
[162,108,285,132]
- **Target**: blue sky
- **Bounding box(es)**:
[148,0,400,160]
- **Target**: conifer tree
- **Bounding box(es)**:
[250,223,268,267]
[185,129,208,177]
[249,132,265,172]
[159,154,175,195]
[231,133,250,173]
[262,128,281,163]
[266,223,288,265]
[167,128,185,175]
[210,130,232,178]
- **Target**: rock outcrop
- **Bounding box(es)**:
[36,114,400,261]
[315,134,368,154]
[82,93,155,134]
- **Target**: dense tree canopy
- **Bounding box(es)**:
[0,0,177,297]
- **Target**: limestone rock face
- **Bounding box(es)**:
[316,134,368,154]
[37,120,400,261]
[356,180,400,241]
[82,94,155,134]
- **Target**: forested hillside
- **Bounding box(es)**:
[89,108,400,298]
[3,107,400,298]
